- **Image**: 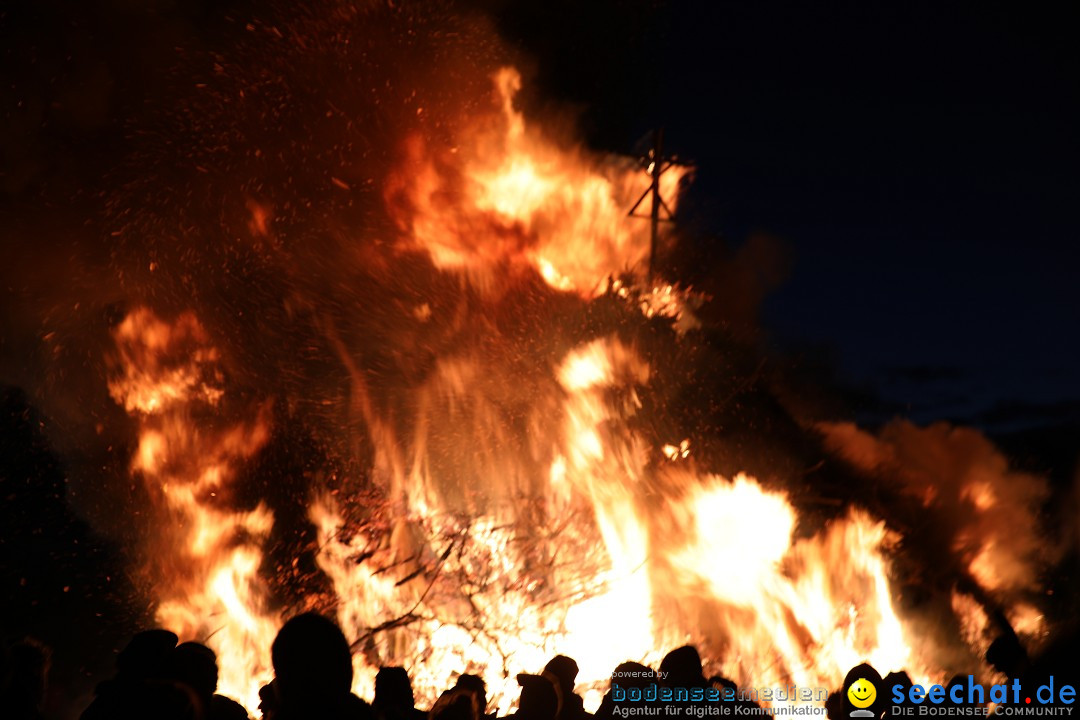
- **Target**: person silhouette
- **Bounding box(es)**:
[659,645,710,714]
[659,646,707,689]
[882,671,913,714]
[80,629,199,720]
[171,641,249,720]
[512,674,558,720]
[453,674,489,719]
[543,656,588,720]
[269,612,372,720]
[374,667,426,720]
[258,681,280,720]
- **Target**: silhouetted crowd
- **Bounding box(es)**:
[0,611,1069,720]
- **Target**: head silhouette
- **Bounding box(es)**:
[543,656,579,698]
[117,629,178,681]
[172,642,218,701]
[516,674,558,720]
[455,674,487,714]
[882,671,912,708]
[271,612,353,706]
[660,646,705,688]
[376,667,416,709]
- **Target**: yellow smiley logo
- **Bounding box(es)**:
[847,678,877,709]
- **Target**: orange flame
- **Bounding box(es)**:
[103,67,1046,718]
[108,308,278,711]
[660,474,916,689]
[386,68,687,296]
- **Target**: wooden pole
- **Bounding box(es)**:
[648,127,664,283]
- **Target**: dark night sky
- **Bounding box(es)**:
[492,0,1080,432]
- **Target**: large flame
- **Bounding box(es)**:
[663,476,913,687]
[108,309,278,710]
[385,68,686,296]
[102,67,1043,717]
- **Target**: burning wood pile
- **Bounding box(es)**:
[89,66,1058,715]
